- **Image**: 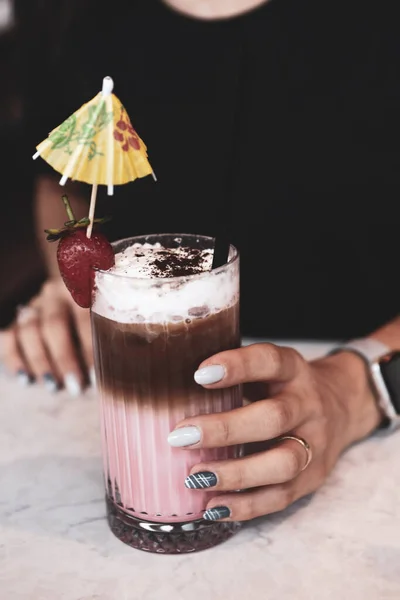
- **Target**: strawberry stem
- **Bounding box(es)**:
[62,195,75,221]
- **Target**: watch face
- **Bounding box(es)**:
[379,351,400,415]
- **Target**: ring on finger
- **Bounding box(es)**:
[278,435,312,471]
[16,304,40,326]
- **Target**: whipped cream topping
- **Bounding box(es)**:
[92,242,239,324]
[112,243,213,278]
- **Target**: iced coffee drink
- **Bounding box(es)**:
[91,234,241,553]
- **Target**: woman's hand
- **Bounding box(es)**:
[0,279,93,396]
[168,343,382,521]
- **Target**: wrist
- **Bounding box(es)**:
[313,351,382,449]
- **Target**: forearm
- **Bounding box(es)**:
[34,175,88,277]
[368,315,400,350]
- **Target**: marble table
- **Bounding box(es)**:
[1,341,400,600]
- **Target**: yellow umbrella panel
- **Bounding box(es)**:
[33,77,155,236]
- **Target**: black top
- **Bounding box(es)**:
[19,0,400,339]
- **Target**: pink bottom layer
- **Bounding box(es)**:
[98,387,241,523]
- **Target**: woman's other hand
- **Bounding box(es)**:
[1,279,93,396]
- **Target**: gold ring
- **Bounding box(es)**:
[278,435,312,471]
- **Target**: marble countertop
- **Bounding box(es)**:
[1,341,400,600]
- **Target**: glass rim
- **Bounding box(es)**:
[93,233,239,282]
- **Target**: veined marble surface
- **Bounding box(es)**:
[1,341,400,600]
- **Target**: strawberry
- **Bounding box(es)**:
[45,195,115,308]
[56,229,114,308]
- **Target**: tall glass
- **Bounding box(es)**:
[91,234,241,553]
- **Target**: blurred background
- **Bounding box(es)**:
[0,0,263,328]
[0,0,80,327]
[0,0,252,330]
[1,0,399,340]
[0,0,45,327]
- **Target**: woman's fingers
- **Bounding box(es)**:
[185,438,312,491]
[16,317,58,391]
[202,463,322,522]
[0,327,31,385]
[41,303,84,396]
[168,343,311,448]
[1,279,92,396]
[203,485,296,522]
[173,342,330,521]
[168,393,307,448]
[194,343,303,388]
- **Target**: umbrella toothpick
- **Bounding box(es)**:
[33,75,155,239]
[87,183,98,239]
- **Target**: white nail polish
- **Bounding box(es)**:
[194,365,225,385]
[16,370,31,387]
[167,426,201,448]
[64,373,82,397]
[89,367,96,388]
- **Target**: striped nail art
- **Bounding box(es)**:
[185,471,217,489]
[203,506,231,521]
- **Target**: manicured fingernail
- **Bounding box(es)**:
[16,369,32,387]
[194,365,225,385]
[185,471,217,489]
[64,373,82,397]
[43,373,58,393]
[89,367,96,388]
[203,506,231,521]
[168,426,201,447]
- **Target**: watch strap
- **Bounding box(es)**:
[332,338,390,363]
[330,337,397,430]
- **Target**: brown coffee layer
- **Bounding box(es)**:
[92,303,240,401]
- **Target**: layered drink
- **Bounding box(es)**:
[91,234,241,553]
